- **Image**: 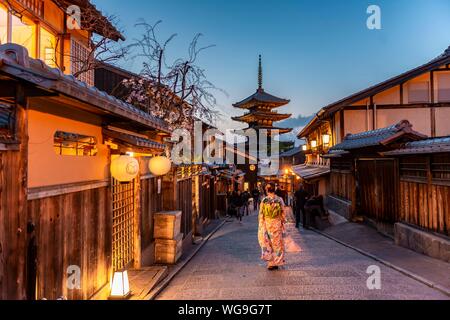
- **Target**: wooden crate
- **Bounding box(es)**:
[154,211,182,240]
[154,233,183,264]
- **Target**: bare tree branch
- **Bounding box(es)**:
[123,21,224,129]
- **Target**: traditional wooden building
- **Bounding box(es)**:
[297,45,450,202]
[326,121,450,262]
[0,43,173,300]
[0,0,123,85]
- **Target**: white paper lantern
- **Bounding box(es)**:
[149,156,172,176]
[111,155,139,182]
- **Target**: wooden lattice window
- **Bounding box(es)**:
[0,102,15,141]
[71,39,94,86]
[399,156,428,182]
[331,158,353,173]
[431,154,450,184]
[53,131,97,156]
[112,178,135,271]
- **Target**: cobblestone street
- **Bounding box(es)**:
[157,213,448,300]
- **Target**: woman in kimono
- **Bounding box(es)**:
[258,182,286,270]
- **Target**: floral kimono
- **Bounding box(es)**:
[258,195,286,268]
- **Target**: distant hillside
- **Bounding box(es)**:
[277,115,314,143]
[278,115,314,129]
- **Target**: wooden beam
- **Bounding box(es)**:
[339,110,345,142]
[400,83,404,105]
[370,96,375,130]
[430,71,436,137]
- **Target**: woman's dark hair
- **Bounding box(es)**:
[266,182,276,194]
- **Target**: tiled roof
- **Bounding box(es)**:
[293,164,330,181]
[280,146,302,157]
[103,128,165,151]
[383,136,450,156]
[233,89,290,108]
[329,120,426,151]
[0,44,169,133]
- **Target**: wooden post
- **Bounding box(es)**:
[133,174,142,269]
[162,168,177,211]
[0,84,29,299]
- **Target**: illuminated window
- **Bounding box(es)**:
[40,27,57,67]
[53,131,98,156]
[0,4,7,45]
[11,15,36,58]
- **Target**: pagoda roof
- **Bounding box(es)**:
[233,89,290,109]
[232,111,292,123]
[249,126,293,135]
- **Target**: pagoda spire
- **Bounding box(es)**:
[258,55,263,91]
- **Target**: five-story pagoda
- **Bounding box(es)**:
[232,55,292,137]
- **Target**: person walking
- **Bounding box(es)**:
[258,182,286,270]
[294,184,310,229]
[230,191,243,222]
[251,187,260,212]
[241,190,251,216]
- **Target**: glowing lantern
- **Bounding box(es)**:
[149,156,172,176]
[110,155,139,182]
[311,140,317,148]
[110,270,131,299]
[302,145,307,151]
[249,164,256,171]
[322,134,331,146]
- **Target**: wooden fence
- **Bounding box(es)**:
[28,186,111,300]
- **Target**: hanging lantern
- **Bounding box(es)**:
[109,270,131,299]
[302,145,307,151]
[110,155,139,182]
[149,156,172,176]
[311,140,317,148]
[322,134,331,146]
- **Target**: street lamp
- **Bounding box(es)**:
[109,270,131,299]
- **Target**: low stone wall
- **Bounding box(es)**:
[395,223,450,263]
[325,195,352,220]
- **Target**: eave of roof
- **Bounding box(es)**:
[52,0,125,41]
[382,136,450,156]
[233,89,290,109]
[298,45,450,138]
[0,44,170,134]
[280,146,302,157]
[293,164,330,181]
[329,120,427,152]
[103,128,165,152]
[232,111,292,123]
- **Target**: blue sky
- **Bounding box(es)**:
[94,0,450,135]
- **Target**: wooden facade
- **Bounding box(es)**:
[398,154,450,236]
[299,46,450,201]
[328,127,450,237]
[28,184,111,300]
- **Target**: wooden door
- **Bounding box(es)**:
[356,159,399,223]
[112,178,136,271]
[177,178,193,239]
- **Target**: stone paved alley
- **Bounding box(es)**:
[156,213,449,300]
